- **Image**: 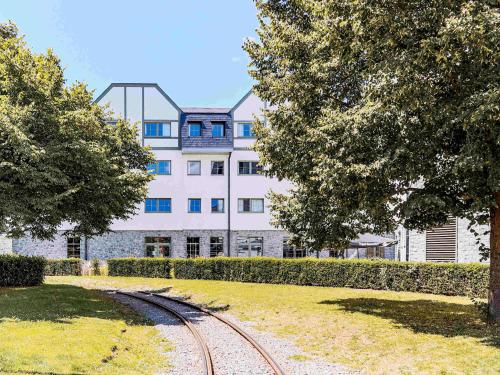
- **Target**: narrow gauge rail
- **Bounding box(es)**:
[116,291,214,375]
[139,291,286,375]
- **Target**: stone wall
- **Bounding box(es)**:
[0,234,12,254]
[12,233,69,258]
[395,220,489,263]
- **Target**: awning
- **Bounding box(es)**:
[348,233,397,248]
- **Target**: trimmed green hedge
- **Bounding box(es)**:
[173,257,489,298]
[108,258,172,278]
[45,258,82,276]
[0,254,46,287]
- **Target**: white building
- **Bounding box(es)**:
[12,83,294,259]
[10,83,487,263]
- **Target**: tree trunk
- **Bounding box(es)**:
[489,191,500,321]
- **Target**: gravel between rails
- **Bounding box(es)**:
[111,292,204,375]
[144,292,275,375]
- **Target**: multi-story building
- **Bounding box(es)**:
[12,83,294,260]
[9,82,488,264]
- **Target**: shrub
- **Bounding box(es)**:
[0,254,46,287]
[91,258,100,276]
[45,258,82,276]
[172,257,489,298]
[108,258,172,278]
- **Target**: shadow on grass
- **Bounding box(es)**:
[319,298,500,347]
[0,284,153,326]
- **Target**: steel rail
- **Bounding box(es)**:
[139,291,286,375]
[116,291,214,375]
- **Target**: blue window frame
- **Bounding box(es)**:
[188,198,201,213]
[211,198,224,213]
[238,123,255,137]
[147,160,171,175]
[144,122,170,137]
[212,123,225,137]
[145,198,171,213]
[188,123,202,137]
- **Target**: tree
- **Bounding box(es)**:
[244,1,499,318]
[0,22,154,240]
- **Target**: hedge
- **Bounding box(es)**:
[0,254,46,287]
[108,258,172,278]
[173,257,489,298]
[45,258,82,276]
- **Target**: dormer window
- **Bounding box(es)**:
[212,122,225,137]
[188,122,202,137]
[145,122,171,137]
[238,123,255,137]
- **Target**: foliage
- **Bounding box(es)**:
[0,254,46,286]
[45,258,82,276]
[108,258,172,278]
[0,22,154,240]
[173,257,489,297]
[0,283,171,374]
[244,1,499,251]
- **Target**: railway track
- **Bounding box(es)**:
[116,291,214,375]
[116,290,286,375]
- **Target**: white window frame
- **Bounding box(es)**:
[187,160,201,175]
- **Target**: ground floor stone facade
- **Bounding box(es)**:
[11,230,291,260]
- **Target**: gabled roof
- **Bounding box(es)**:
[94,83,182,113]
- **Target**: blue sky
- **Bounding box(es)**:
[0,0,259,107]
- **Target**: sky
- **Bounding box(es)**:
[0,0,259,107]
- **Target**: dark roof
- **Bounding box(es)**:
[181,107,231,114]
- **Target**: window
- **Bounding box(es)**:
[188,122,202,137]
[211,161,224,175]
[212,123,225,137]
[237,237,263,257]
[238,123,255,137]
[147,160,171,175]
[238,198,264,213]
[188,198,201,213]
[187,161,201,175]
[145,237,171,257]
[144,122,171,137]
[145,198,171,213]
[283,238,307,258]
[238,161,262,175]
[211,198,224,213]
[67,237,81,258]
[210,237,224,257]
[187,237,200,258]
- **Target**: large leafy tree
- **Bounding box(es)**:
[245,1,499,318]
[0,22,154,240]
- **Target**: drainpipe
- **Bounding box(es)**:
[227,152,232,257]
[405,228,410,261]
[84,235,89,261]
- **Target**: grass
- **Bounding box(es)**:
[0,283,172,375]
[50,275,500,375]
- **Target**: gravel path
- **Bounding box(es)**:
[112,289,360,375]
[112,292,204,375]
[143,292,274,375]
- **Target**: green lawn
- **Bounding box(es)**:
[0,283,171,375]
[50,276,500,375]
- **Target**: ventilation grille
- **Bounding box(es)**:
[426,218,457,262]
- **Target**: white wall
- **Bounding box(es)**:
[98,86,124,118]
